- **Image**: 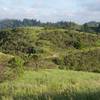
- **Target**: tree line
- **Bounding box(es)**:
[0,19,100,34]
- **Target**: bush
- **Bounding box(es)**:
[54,48,100,72]
[0,57,24,82]
[8,57,24,76]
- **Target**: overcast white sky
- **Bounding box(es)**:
[0,0,100,23]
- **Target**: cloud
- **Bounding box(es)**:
[0,0,100,23]
[86,3,100,12]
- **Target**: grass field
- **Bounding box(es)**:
[0,69,100,100]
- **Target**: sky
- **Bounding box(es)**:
[0,0,100,23]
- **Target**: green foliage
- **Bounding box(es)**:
[38,30,99,49]
[0,54,24,82]
[0,21,100,99]
[0,19,100,34]
[0,28,99,55]
[54,48,100,72]
[8,57,24,76]
[0,28,40,55]
[0,27,99,72]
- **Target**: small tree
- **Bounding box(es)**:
[8,57,24,76]
[83,23,89,32]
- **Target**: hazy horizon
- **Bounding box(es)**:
[0,0,100,24]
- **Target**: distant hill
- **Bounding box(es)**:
[86,21,99,27]
[0,19,100,34]
[0,19,41,29]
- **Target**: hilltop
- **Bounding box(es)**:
[0,27,99,72]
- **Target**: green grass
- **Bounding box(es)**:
[0,27,100,100]
[0,69,100,100]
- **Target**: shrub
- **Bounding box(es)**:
[0,57,24,82]
[54,48,100,72]
[8,57,24,76]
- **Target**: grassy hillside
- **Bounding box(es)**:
[0,69,100,100]
[0,28,99,54]
[0,27,99,99]
[53,47,100,72]
[37,30,99,49]
[0,27,99,72]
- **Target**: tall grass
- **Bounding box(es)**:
[0,69,100,100]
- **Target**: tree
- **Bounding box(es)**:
[82,23,89,32]
[96,24,100,35]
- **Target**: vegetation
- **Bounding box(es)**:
[0,19,100,34]
[0,69,100,100]
[0,20,100,99]
[0,52,24,82]
[54,47,100,72]
[0,27,99,72]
